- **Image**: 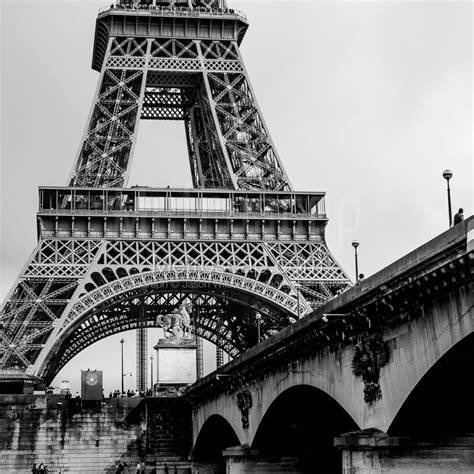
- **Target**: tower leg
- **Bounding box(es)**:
[68,37,150,188]
[136,303,148,393]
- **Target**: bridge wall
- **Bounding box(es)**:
[381,283,472,432]
[0,394,191,473]
[0,394,145,472]
[192,344,362,447]
[193,280,472,445]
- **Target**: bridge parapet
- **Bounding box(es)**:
[323,214,473,314]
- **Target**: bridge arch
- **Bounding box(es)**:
[192,414,241,470]
[252,385,358,472]
[191,345,365,455]
[388,331,474,437]
[377,285,473,431]
[36,269,299,382]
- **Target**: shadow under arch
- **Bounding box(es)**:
[388,332,474,437]
[193,414,240,471]
[252,385,359,473]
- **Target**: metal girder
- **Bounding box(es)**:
[0,236,350,380]
[43,290,288,381]
[0,6,352,384]
[136,304,147,392]
[68,37,292,191]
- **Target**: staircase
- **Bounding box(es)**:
[147,398,192,473]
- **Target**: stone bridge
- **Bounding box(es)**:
[186,217,473,473]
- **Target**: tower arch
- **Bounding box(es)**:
[35,269,299,383]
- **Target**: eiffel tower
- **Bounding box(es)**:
[0,0,351,385]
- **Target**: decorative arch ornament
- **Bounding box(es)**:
[236,390,253,429]
[352,335,390,404]
[67,268,300,323]
[33,268,302,382]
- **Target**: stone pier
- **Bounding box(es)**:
[335,430,474,474]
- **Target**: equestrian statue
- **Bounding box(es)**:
[155,302,193,339]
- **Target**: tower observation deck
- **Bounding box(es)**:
[0,0,351,384]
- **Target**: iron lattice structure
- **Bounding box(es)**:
[0,0,351,384]
[136,304,148,393]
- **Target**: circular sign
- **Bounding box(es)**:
[86,372,98,386]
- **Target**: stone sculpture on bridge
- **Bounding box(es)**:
[236,390,253,430]
[352,335,390,404]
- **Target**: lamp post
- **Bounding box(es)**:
[442,170,453,227]
[255,312,262,343]
[120,338,125,393]
[150,354,154,392]
[352,240,360,283]
[122,372,132,394]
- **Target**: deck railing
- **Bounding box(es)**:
[99,3,247,22]
[38,187,326,218]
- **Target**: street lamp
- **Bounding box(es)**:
[120,338,125,393]
[352,240,360,283]
[442,170,453,227]
[255,312,262,343]
[150,354,154,392]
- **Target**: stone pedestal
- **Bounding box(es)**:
[154,338,197,385]
[220,446,305,474]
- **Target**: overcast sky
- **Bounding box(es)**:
[1,0,472,394]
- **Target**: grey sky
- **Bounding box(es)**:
[1,0,472,394]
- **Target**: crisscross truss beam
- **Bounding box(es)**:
[41,289,288,385]
[0,237,350,380]
[0,6,353,383]
[68,37,291,191]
